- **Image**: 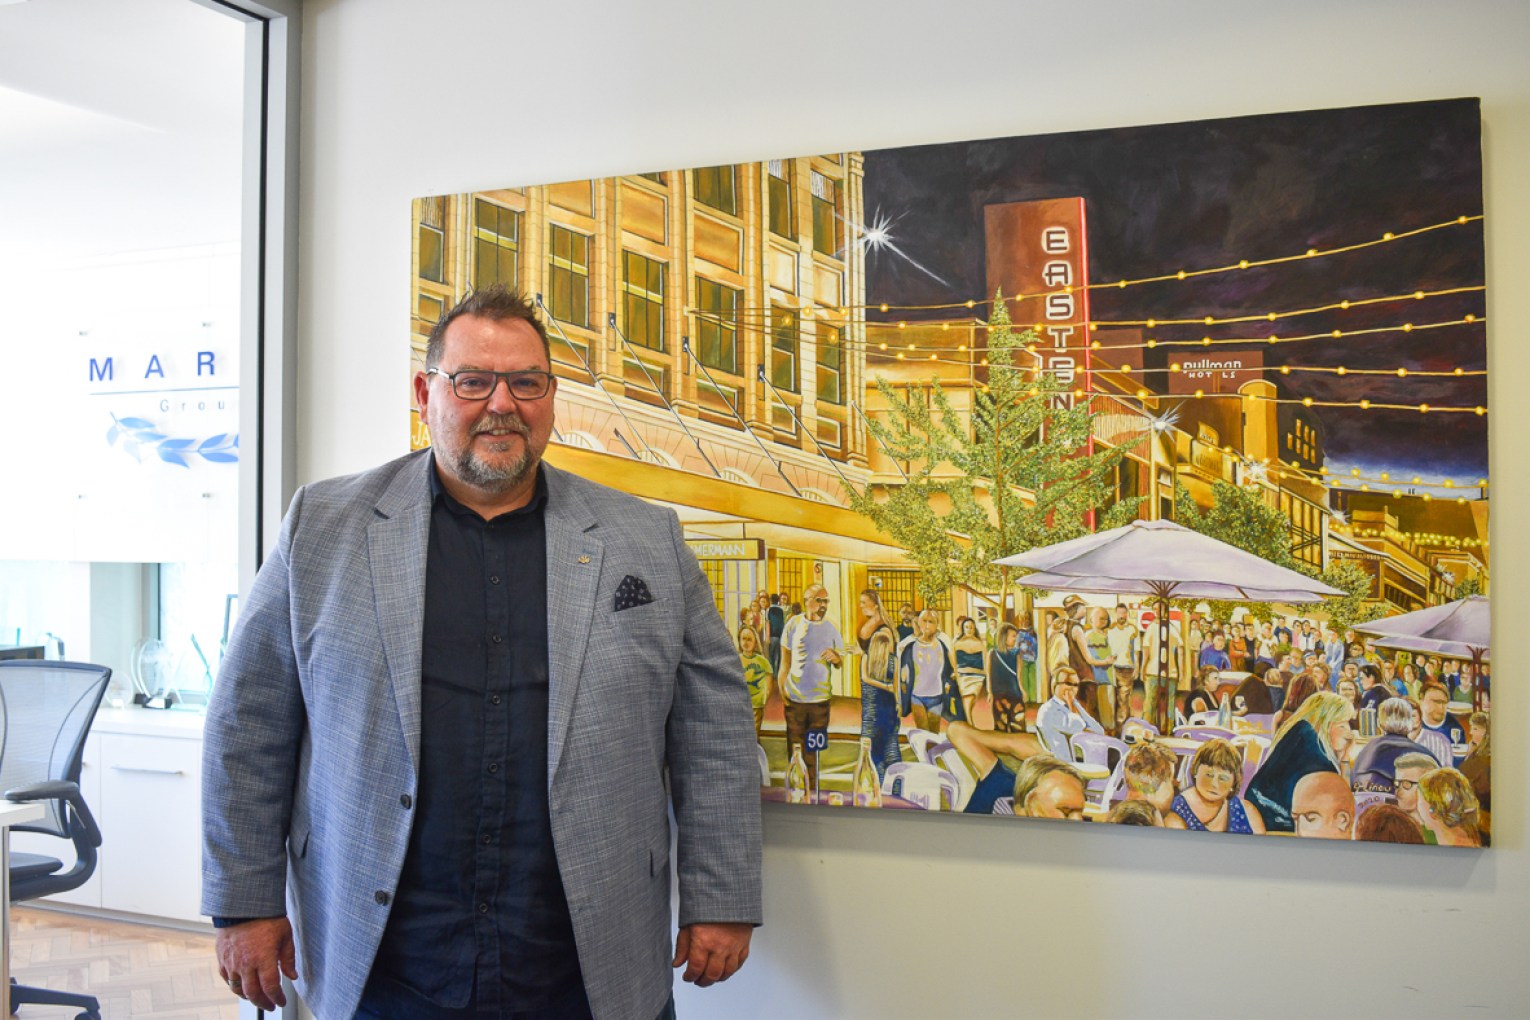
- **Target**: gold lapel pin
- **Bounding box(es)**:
[577,555,591,564]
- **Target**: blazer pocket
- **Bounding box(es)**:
[649,838,670,878]
[614,596,664,617]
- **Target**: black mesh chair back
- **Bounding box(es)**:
[0,661,110,839]
[0,659,111,1020]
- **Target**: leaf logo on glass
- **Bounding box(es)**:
[107,413,240,467]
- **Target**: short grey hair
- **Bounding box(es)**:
[1378,698,1415,736]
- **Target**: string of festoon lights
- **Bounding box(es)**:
[697,310,1487,386]
[1331,522,1485,551]
[711,214,1483,316]
[709,306,1483,350]
[679,307,1488,415]
[675,217,1489,504]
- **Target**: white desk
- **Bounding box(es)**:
[0,801,46,1004]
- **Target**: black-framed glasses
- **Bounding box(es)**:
[428,368,553,401]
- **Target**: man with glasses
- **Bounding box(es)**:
[203,285,761,1020]
[1391,753,1437,835]
[775,582,845,789]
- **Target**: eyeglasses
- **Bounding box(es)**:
[428,368,553,401]
[1394,779,1419,792]
[810,596,830,605]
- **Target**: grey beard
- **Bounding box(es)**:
[454,442,533,494]
[454,415,534,493]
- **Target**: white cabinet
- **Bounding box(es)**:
[20,707,206,924]
[98,732,204,921]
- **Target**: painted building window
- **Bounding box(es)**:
[771,305,799,392]
[472,198,520,291]
[768,159,793,238]
[547,225,590,328]
[622,250,665,351]
[811,171,839,257]
[419,225,444,283]
[695,277,740,375]
[417,197,446,284]
[816,323,843,404]
[694,165,737,216]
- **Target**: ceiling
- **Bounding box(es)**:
[0,0,245,273]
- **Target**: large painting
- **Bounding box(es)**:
[409,98,1489,847]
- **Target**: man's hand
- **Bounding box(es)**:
[672,921,752,987]
[216,916,298,1011]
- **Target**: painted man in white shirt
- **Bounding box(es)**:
[775,582,845,787]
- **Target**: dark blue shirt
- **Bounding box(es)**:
[361,465,592,1020]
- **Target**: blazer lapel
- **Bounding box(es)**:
[368,454,434,775]
[543,465,602,786]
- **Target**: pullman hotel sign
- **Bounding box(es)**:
[685,538,765,561]
[984,197,1091,408]
[1168,350,1265,394]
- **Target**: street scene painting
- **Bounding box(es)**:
[409,98,1489,847]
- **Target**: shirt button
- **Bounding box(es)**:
[477,902,490,914]
[488,762,499,774]
[399,794,412,809]
[490,575,501,585]
[491,634,503,644]
[375,890,390,905]
[482,832,493,845]
[489,695,502,706]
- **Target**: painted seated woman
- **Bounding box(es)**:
[1164,738,1265,835]
[1245,691,1355,833]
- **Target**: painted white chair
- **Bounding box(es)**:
[881,762,959,811]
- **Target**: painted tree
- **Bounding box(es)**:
[1172,479,1378,628]
[850,293,1144,607]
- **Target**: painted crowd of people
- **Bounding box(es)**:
[736,590,1488,846]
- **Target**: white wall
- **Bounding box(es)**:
[296,1,1530,1016]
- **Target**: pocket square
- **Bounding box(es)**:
[615,575,654,611]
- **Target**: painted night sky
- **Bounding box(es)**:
[860,98,1487,480]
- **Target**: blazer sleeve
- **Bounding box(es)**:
[200,487,310,919]
[662,511,764,928]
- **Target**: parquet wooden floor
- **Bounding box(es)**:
[7,907,239,1019]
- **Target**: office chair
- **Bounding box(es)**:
[0,660,111,1020]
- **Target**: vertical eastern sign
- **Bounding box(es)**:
[983,198,1091,407]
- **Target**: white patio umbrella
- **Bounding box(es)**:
[994,519,1343,725]
[1354,595,1489,708]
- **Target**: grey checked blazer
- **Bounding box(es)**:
[202,451,763,1020]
